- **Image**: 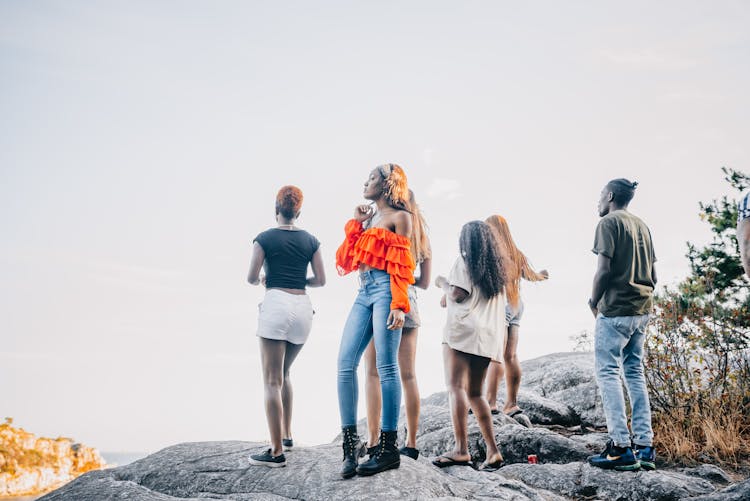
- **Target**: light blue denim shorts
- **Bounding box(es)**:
[403,286,420,329]
[505,301,524,328]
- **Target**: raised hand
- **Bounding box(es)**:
[435,275,448,290]
[353,204,375,223]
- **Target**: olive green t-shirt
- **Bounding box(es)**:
[592,210,656,317]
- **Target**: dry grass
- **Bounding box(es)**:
[653,403,750,469]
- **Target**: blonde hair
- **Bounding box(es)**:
[376,164,410,210]
[408,190,431,262]
[485,215,546,308]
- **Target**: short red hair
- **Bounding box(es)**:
[276,185,303,219]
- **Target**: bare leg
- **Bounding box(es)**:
[484,324,508,410]
[462,351,503,465]
[363,340,381,447]
[399,327,420,448]
[259,338,286,456]
[502,325,522,414]
[440,344,471,462]
[281,341,304,441]
[485,361,504,412]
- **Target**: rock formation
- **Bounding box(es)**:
[0,420,107,497]
[38,352,749,500]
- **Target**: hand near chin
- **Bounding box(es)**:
[354,204,374,223]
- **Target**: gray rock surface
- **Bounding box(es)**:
[40,441,564,500]
[682,463,732,484]
[415,417,600,466]
[40,352,747,500]
[519,352,606,428]
[499,462,716,501]
[512,391,580,427]
[687,478,750,501]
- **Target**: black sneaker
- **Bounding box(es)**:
[282,438,293,451]
[634,445,656,471]
[587,440,640,471]
[399,446,419,460]
[248,448,286,468]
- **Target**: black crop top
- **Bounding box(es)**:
[253,228,320,290]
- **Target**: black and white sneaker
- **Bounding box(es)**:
[249,448,286,468]
[282,438,294,451]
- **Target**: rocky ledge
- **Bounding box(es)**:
[39,353,749,500]
[0,421,106,497]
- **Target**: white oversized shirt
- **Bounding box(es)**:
[442,256,506,359]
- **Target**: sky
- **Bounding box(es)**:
[1,1,749,453]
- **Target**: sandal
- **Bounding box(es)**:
[507,409,532,428]
[470,408,500,415]
[432,454,473,468]
[399,446,419,460]
[480,459,505,472]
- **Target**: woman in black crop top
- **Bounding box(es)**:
[246,185,326,467]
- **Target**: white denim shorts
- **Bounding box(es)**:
[257,289,313,345]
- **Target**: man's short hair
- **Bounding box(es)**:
[606,178,638,205]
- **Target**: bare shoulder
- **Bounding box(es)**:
[380,208,410,227]
[393,209,411,225]
[377,208,412,236]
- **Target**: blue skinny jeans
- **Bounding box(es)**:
[337,269,402,432]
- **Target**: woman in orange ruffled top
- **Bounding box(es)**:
[335,164,414,479]
[363,189,431,461]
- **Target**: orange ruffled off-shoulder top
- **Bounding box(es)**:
[335,219,416,313]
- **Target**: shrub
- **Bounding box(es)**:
[645,168,750,467]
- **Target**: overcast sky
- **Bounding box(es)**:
[2,1,748,453]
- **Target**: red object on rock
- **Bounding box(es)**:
[527,454,538,464]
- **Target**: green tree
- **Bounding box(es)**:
[685,167,750,310]
[645,168,750,466]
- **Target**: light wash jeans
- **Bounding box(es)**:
[337,269,402,431]
[594,313,654,448]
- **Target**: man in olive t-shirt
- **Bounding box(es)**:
[587,178,657,472]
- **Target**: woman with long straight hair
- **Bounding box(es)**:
[246,186,326,467]
[434,221,506,471]
[364,189,431,460]
[335,164,414,478]
[484,215,548,426]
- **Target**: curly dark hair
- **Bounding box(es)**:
[275,185,303,219]
[459,220,506,299]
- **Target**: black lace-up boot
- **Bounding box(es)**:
[355,430,400,476]
[340,425,364,479]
